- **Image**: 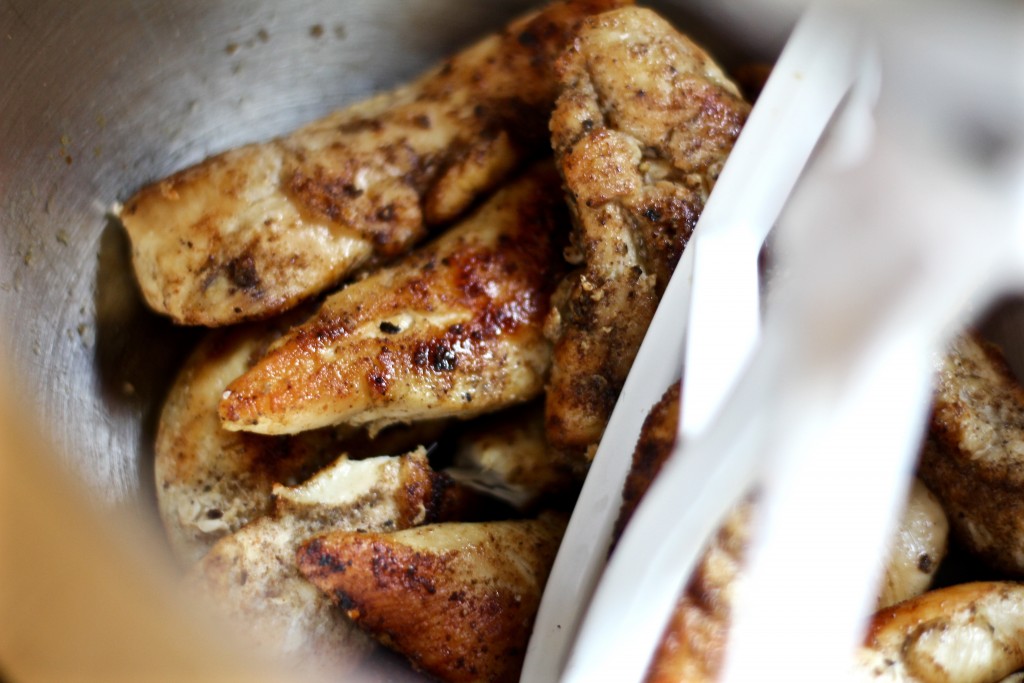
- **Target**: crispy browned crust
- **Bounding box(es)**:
[544,7,748,459]
[918,332,1024,575]
[614,380,681,543]
[218,165,567,435]
[120,0,631,326]
[297,514,566,683]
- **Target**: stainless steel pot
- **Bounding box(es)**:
[0,0,786,679]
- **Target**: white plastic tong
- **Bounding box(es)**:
[524,1,1024,682]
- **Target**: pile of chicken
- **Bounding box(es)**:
[122,1,1024,681]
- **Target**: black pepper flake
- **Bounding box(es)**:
[517,30,538,47]
[379,321,401,334]
[917,553,934,573]
[337,592,357,611]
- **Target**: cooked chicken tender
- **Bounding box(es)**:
[855,582,1024,682]
[297,513,566,683]
[155,313,449,565]
[919,332,1024,575]
[219,166,566,435]
[190,450,462,678]
[118,0,628,326]
[544,7,748,459]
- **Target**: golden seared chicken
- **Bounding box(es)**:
[544,7,748,459]
[451,402,580,510]
[219,166,566,435]
[919,332,1024,575]
[118,0,628,326]
[155,314,449,565]
[190,449,464,677]
[614,382,948,683]
[855,582,1024,682]
[297,514,566,683]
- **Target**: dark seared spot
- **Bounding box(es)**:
[412,114,431,129]
[337,118,383,134]
[226,254,260,289]
[375,203,396,222]
[517,29,539,47]
[336,591,358,611]
[643,206,662,222]
[432,343,458,372]
[368,346,395,395]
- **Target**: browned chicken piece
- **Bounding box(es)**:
[615,382,948,683]
[450,402,581,511]
[918,331,1024,575]
[855,582,1024,682]
[297,514,566,683]
[219,165,566,436]
[544,7,749,460]
[155,312,449,565]
[118,0,629,327]
[190,449,465,679]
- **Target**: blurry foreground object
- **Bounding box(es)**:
[0,357,299,683]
